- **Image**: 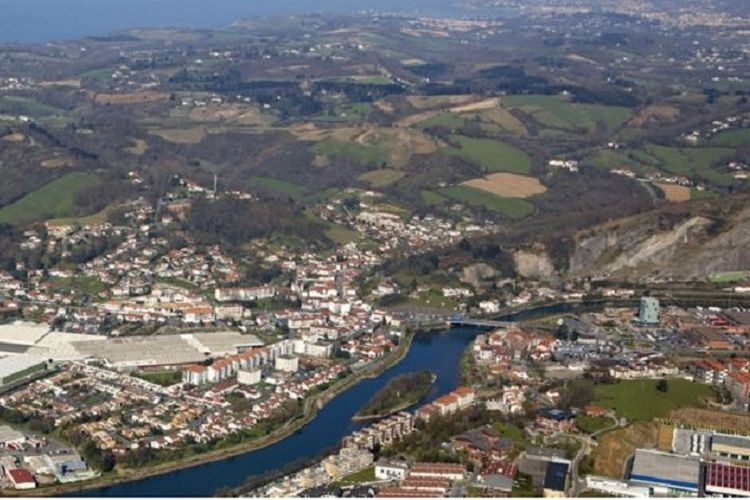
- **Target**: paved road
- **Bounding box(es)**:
[567,414,626,496]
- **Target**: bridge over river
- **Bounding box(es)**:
[448,318,516,328]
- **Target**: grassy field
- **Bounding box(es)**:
[311,139,387,166]
[47,203,121,227]
[324,224,361,245]
[708,271,750,283]
[150,127,206,144]
[133,370,182,387]
[335,466,376,486]
[420,190,450,205]
[576,415,614,434]
[50,276,108,296]
[709,128,750,147]
[419,113,468,130]
[0,95,66,117]
[248,176,306,199]
[359,168,406,187]
[592,379,715,420]
[0,172,100,225]
[581,148,655,175]
[502,94,631,132]
[315,103,371,124]
[440,186,534,217]
[447,135,532,174]
[81,67,115,82]
[644,144,734,185]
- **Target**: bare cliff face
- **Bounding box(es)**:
[514,249,556,280]
[566,205,750,281]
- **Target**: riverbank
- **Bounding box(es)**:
[10,332,416,497]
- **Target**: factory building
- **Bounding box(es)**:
[705,463,750,497]
[630,449,700,493]
[543,461,569,497]
[710,434,750,463]
[0,355,47,386]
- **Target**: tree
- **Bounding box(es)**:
[80,440,115,472]
[656,379,668,393]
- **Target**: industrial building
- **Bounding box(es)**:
[711,433,750,462]
[71,331,263,370]
[630,449,700,493]
[543,461,569,497]
[705,462,750,497]
[519,447,569,489]
[584,476,653,497]
[0,425,25,448]
[0,355,47,386]
[6,468,35,490]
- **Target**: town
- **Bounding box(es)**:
[1,0,750,497]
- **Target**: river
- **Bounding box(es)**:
[77,326,479,497]
[75,302,582,497]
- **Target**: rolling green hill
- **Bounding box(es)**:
[0,172,100,226]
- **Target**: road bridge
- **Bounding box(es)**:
[448,319,515,328]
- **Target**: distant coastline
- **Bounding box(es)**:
[0,0,467,44]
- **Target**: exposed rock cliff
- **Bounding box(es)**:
[567,203,750,280]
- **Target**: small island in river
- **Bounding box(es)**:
[353,370,435,421]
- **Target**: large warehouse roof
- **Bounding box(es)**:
[0,321,263,369]
[0,354,46,379]
[71,332,264,368]
[0,322,49,346]
[630,449,700,492]
[712,433,750,452]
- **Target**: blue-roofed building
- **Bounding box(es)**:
[543,461,569,497]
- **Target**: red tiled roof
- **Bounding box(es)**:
[411,462,466,473]
[728,371,750,384]
[8,469,34,484]
[453,386,475,396]
[704,358,725,371]
[377,489,441,497]
[435,394,458,406]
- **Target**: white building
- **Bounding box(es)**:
[293,340,333,358]
[237,368,262,386]
[275,356,299,373]
[375,460,410,481]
